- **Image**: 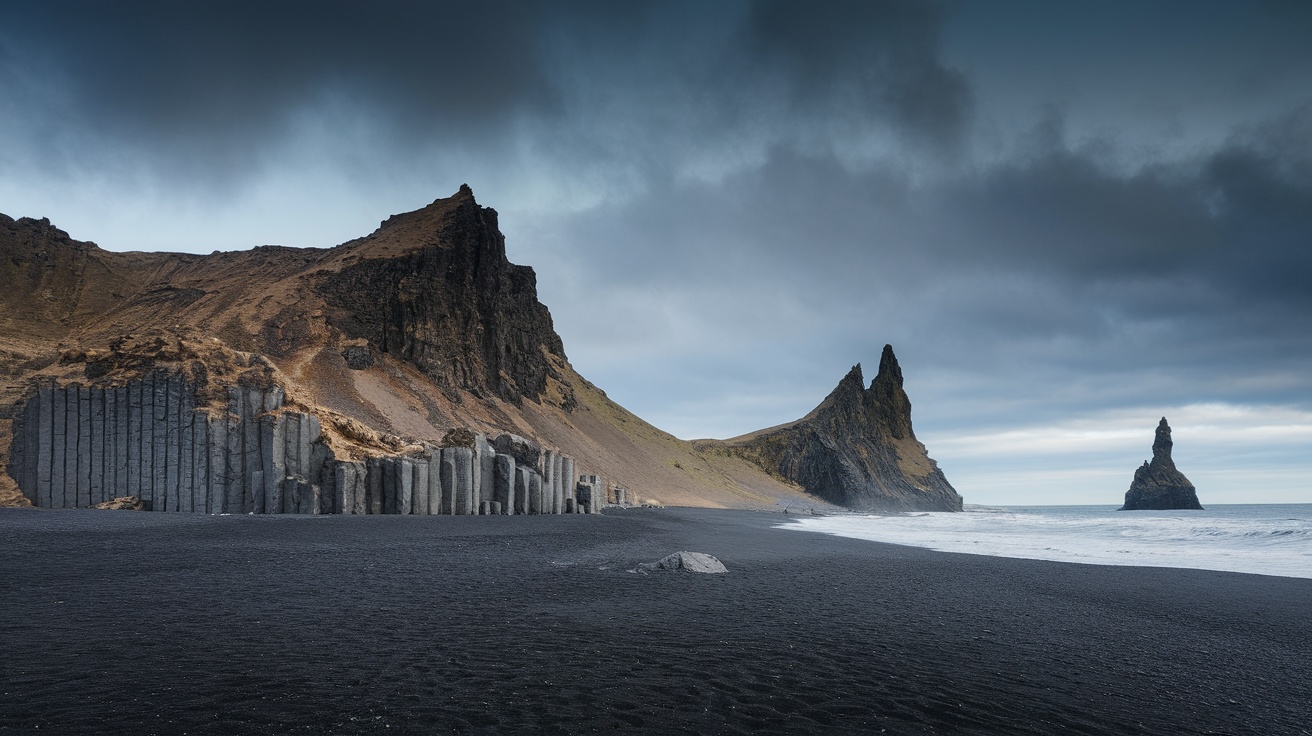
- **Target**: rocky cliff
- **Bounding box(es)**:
[320,185,570,406]
[0,188,956,513]
[709,345,962,511]
[1120,417,1202,511]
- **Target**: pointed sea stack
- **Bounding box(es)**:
[719,345,962,511]
[1120,418,1202,511]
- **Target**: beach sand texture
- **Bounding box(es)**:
[2,507,1309,734]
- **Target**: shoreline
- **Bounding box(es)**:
[780,503,1312,580]
[3,506,1309,734]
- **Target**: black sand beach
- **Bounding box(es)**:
[2,507,1309,735]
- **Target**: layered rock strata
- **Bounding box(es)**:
[7,373,590,515]
[716,345,962,511]
[1120,418,1202,511]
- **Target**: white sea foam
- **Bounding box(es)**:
[780,504,1312,579]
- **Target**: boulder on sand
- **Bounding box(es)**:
[636,551,728,574]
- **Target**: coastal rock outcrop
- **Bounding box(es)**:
[0,187,945,512]
[1120,417,1202,511]
[0,188,594,516]
[716,345,962,512]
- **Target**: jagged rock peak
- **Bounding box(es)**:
[1152,416,1173,464]
[819,345,904,418]
[320,186,568,406]
[832,363,865,397]
[724,344,962,512]
[844,362,864,386]
[874,343,903,389]
[866,344,913,440]
[0,212,77,246]
[371,184,489,242]
[1120,417,1202,511]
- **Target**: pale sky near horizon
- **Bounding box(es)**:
[2,1,1309,505]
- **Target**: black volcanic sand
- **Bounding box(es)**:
[2,508,1309,735]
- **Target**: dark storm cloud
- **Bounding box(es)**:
[934,105,1312,318]
[743,0,971,153]
[0,0,971,187]
[0,0,561,181]
[536,101,1312,436]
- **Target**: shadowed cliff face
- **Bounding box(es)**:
[1121,417,1202,510]
[320,186,569,406]
[720,345,963,511]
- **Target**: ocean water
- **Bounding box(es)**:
[781,504,1312,579]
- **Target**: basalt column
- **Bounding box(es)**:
[88,387,104,507]
[551,452,564,514]
[513,466,529,515]
[50,382,67,507]
[412,458,430,515]
[446,447,474,515]
[206,414,227,513]
[476,435,495,514]
[495,454,515,515]
[528,471,543,515]
[561,457,576,513]
[542,450,556,515]
[426,447,443,514]
[398,458,414,515]
[177,397,194,513]
[8,376,581,519]
[113,386,130,506]
[78,385,92,506]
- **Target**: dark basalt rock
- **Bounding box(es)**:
[1120,417,1203,510]
[725,345,962,512]
[340,344,374,370]
[320,186,571,407]
[493,432,541,468]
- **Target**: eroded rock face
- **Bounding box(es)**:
[320,186,569,406]
[1120,418,1203,511]
[723,345,962,512]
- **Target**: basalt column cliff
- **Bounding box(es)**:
[1,186,959,512]
[0,186,590,514]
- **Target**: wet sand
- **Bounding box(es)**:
[2,506,1309,735]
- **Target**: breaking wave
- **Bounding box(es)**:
[781,504,1312,579]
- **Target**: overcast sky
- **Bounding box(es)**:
[2,1,1309,505]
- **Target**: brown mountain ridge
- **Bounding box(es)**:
[0,186,960,512]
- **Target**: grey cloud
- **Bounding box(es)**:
[534,103,1312,438]
[742,0,971,154]
[0,1,562,184]
[0,1,971,193]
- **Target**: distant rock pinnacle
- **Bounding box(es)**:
[1120,417,1203,510]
